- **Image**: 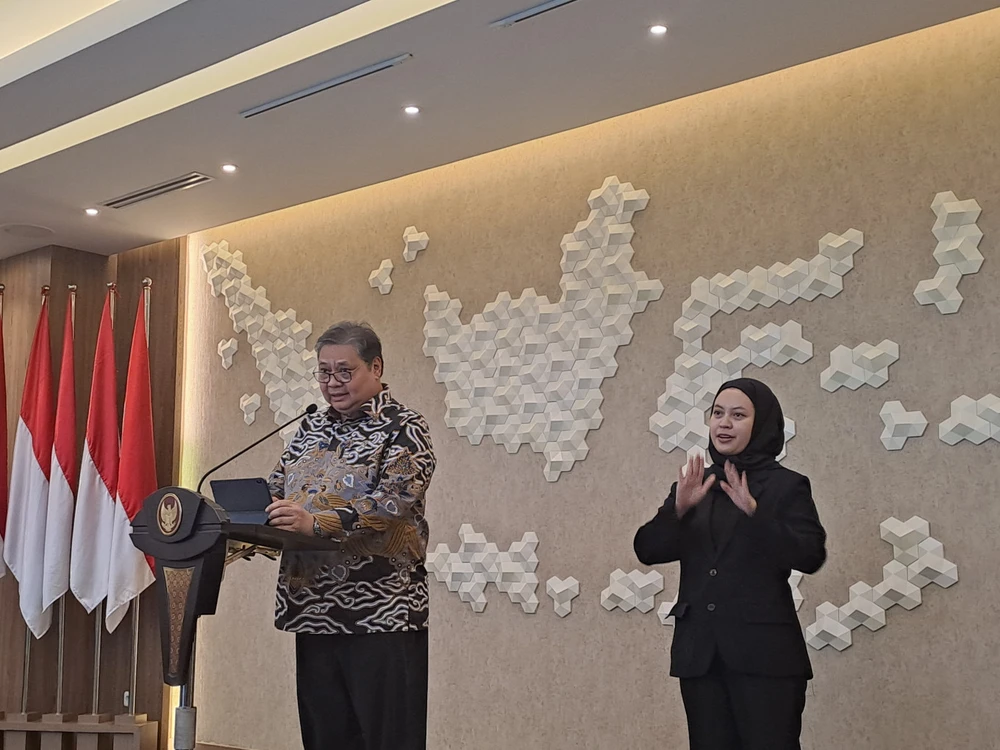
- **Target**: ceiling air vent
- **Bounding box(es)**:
[101,172,214,209]
[490,0,581,28]
[240,53,412,119]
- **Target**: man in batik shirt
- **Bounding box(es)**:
[266,321,436,750]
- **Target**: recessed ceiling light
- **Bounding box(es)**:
[404,105,420,116]
[650,24,667,36]
[221,163,239,173]
[85,208,99,216]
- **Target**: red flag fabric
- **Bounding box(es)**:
[43,291,77,609]
[106,292,156,632]
[3,291,55,637]
[70,290,119,613]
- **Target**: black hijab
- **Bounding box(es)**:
[707,378,785,475]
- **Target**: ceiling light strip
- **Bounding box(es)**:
[241,53,412,119]
[101,172,213,209]
[0,0,459,176]
[489,0,580,29]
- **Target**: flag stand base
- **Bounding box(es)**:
[77,715,113,725]
[112,715,147,726]
[8,713,42,722]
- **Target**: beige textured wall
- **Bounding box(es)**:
[181,10,1000,749]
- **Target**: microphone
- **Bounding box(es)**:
[196,403,320,494]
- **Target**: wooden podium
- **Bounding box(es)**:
[128,487,337,750]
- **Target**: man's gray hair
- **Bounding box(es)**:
[315,321,383,367]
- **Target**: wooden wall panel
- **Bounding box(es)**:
[101,238,183,722]
[0,240,183,742]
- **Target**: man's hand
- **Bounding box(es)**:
[265,499,314,535]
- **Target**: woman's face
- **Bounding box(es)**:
[710,388,755,455]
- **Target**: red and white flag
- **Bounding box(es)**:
[3,291,55,638]
[43,291,78,610]
[70,291,119,613]
[0,294,9,579]
[106,293,156,632]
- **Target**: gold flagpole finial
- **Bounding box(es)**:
[68,284,78,292]
[141,277,153,288]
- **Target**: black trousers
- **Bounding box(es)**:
[295,630,428,750]
[679,655,807,750]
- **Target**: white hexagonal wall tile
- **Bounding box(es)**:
[821,340,898,392]
[239,393,261,425]
[804,602,852,651]
[710,270,749,314]
[368,259,394,295]
[914,191,984,314]
[546,576,580,617]
[788,570,805,612]
[218,337,238,369]
[977,394,1000,439]
[939,394,995,445]
[776,417,796,463]
[879,401,928,450]
[818,228,864,276]
[402,225,430,262]
[657,593,679,626]
[838,583,886,632]
[771,321,814,366]
[600,569,664,614]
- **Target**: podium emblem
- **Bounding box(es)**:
[157,492,183,536]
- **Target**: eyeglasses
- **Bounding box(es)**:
[314,368,356,384]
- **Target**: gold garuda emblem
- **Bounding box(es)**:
[157,493,182,537]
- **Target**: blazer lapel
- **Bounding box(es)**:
[712,474,768,561]
[711,492,743,561]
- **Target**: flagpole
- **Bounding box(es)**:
[127,277,153,718]
[13,286,50,723]
[47,283,78,718]
[21,626,31,713]
[94,281,116,719]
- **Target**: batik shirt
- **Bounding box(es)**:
[267,387,435,634]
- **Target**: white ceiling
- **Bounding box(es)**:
[1,0,997,259]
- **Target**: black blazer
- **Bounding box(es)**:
[634,465,826,679]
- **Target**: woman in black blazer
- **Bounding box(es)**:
[634,378,826,750]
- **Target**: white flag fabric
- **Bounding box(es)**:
[3,294,55,638]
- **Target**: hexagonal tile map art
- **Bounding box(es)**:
[421,176,664,481]
[201,240,321,441]
[650,229,864,461]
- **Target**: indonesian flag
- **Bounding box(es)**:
[0,298,9,579]
[2,293,55,638]
[43,292,78,610]
[106,294,156,633]
[70,291,119,613]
